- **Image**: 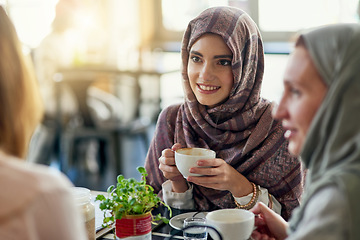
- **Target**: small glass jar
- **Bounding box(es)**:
[72,187,95,240]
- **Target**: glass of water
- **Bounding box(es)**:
[183,217,208,240]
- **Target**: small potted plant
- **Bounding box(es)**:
[95,166,171,239]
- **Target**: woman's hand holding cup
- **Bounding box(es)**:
[158,143,189,192]
[186,157,253,198]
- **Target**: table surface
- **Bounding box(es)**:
[92,191,187,240]
[92,191,255,240]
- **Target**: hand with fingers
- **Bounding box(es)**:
[158,143,189,193]
[186,157,254,198]
[250,202,288,240]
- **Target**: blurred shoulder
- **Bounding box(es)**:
[0,151,73,217]
[0,154,72,189]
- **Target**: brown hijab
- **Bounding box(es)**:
[145,6,304,220]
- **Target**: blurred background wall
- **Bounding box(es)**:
[1,0,359,190]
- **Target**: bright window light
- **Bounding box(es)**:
[162,0,228,31]
[6,0,58,48]
[259,0,359,32]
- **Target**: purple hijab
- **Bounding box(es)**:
[145,6,304,220]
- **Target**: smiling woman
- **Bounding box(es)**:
[187,33,234,108]
[145,6,305,221]
[274,42,328,156]
[251,23,360,240]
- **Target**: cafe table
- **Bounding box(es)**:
[92,191,254,240]
[92,191,186,240]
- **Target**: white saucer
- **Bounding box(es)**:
[169,212,208,230]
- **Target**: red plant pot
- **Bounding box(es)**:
[115,212,152,239]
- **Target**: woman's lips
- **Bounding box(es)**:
[197,84,220,93]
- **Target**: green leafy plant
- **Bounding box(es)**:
[95,166,171,228]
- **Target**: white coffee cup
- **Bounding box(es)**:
[175,148,216,178]
[206,209,255,240]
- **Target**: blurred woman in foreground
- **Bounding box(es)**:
[0,6,87,240]
[251,23,360,240]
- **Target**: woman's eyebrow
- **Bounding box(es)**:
[214,54,232,59]
[190,50,202,56]
[189,51,232,59]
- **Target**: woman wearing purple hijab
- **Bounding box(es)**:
[145,6,304,220]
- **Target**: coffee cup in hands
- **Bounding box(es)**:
[175,148,216,178]
[206,209,255,240]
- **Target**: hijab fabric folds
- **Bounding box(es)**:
[145,6,304,219]
[288,24,360,240]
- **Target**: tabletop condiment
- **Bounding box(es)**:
[72,187,95,240]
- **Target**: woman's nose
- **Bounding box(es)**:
[272,104,280,119]
[199,63,214,81]
[272,98,288,120]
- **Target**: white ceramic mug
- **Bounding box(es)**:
[206,209,255,240]
[175,148,216,178]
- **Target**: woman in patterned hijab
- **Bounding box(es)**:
[251,24,360,240]
[145,6,304,220]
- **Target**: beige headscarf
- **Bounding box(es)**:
[289,24,360,240]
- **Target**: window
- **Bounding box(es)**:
[5,0,58,48]
[257,0,359,42]
[151,0,246,51]
[155,0,360,52]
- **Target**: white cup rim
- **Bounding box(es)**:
[206,209,254,223]
[175,148,215,156]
